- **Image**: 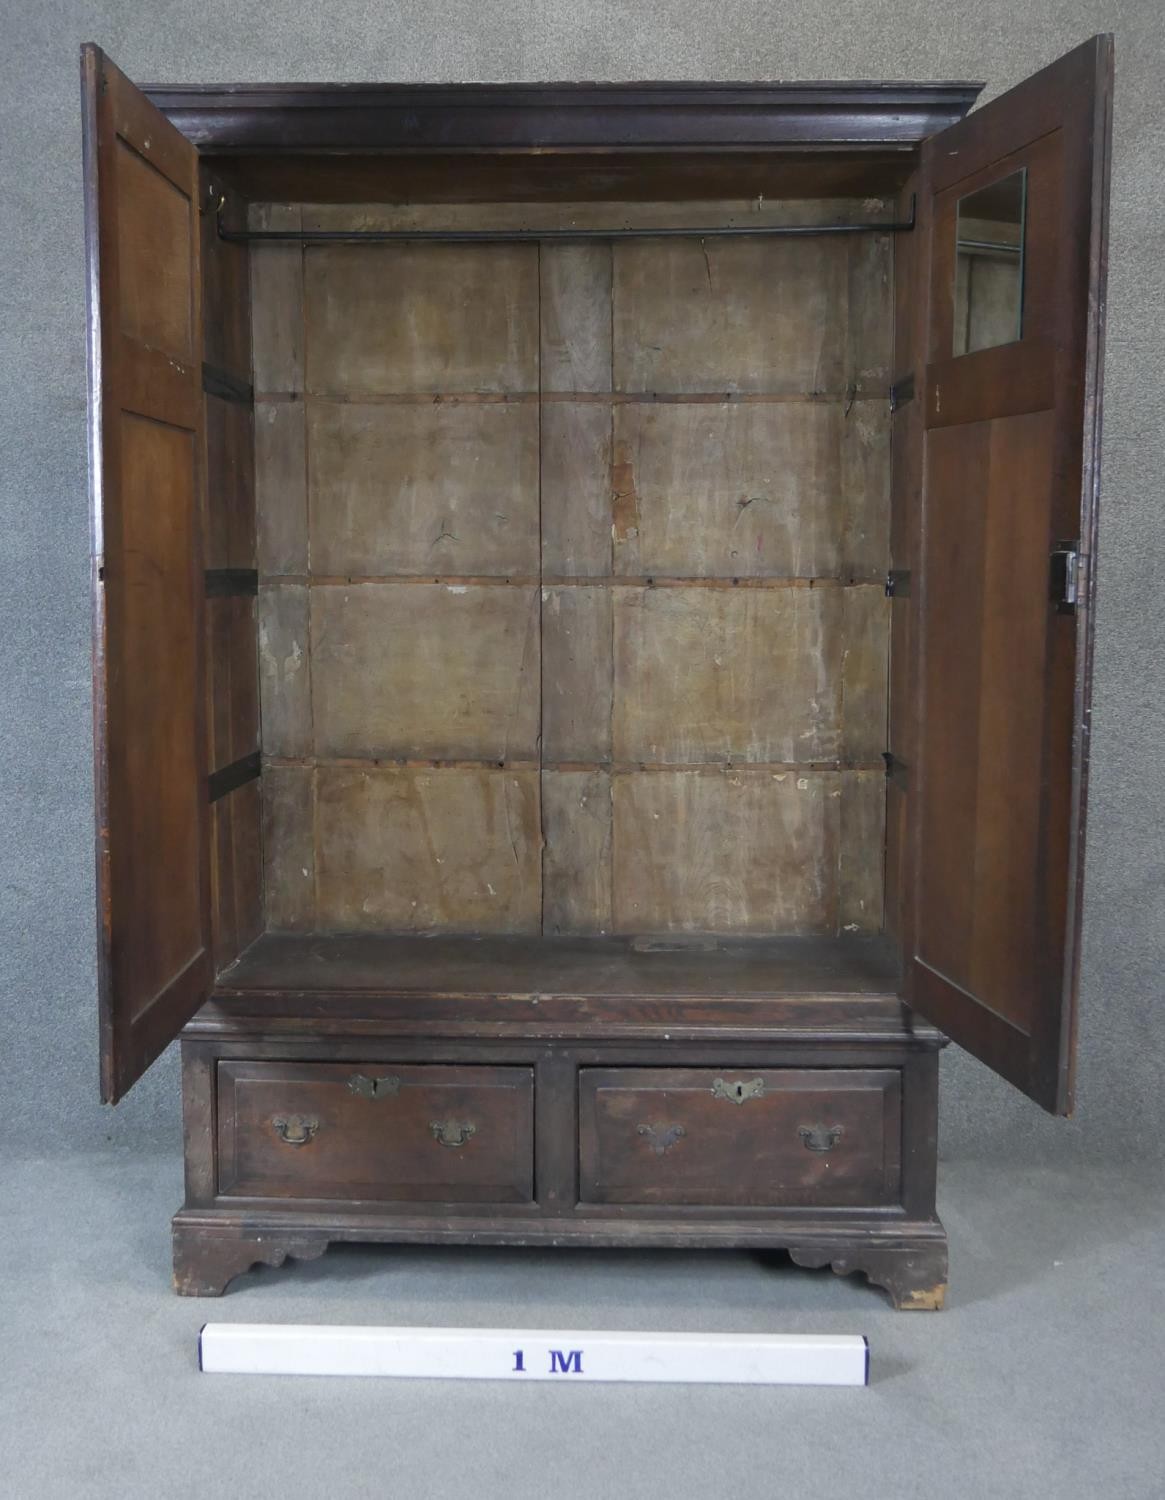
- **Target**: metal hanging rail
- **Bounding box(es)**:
[216,196,915,244]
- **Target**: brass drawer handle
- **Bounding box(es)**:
[799,1124,844,1154]
[430,1119,477,1148]
[271,1114,319,1146]
[712,1076,765,1105]
[637,1122,686,1155]
[348,1073,401,1100]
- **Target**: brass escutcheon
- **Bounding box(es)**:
[348,1073,401,1100]
[711,1077,765,1105]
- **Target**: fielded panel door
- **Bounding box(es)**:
[82,44,213,1102]
[908,36,1112,1112]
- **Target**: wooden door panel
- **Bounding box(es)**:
[113,142,196,357]
[83,44,213,1101]
[909,37,1112,1111]
[917,413,1053,1028]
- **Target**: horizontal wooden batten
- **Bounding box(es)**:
[206,568,258,597]
[259,575,884,590]
[254,389,889,405]
[208,750,261,803]
[203,361,254,405]
[262,756,887,774]
[925,340,1055,429]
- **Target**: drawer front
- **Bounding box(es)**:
[579,1068,901,1207]
[217,1062,533,1203]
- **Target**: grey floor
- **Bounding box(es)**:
[1,1154,1162,1500]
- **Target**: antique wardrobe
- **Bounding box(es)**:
[82,36,1111,1307]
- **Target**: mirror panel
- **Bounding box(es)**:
[953,168,1026,356]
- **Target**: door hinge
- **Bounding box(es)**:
[885,569,911,598]
[889,374,915,413]
[882,752,908,789]
[1050,545,1081,614]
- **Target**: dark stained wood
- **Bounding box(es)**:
[910,36,1112,1112]
[83,45,213,1102]
[144,80,981,154]
[216,931,903,1000]
[199,161,250,381]
[579,1066,901,1206]
[217,1061,534,1202]
[926,338,1055,428]
[200,155,260,976]
[209,781,263,972]
[211,152,927,208]
[172,1209,947,1305]
[173,1022,946,1305]
[78,53,1114,1309]
[203,396,254,569]
[206,595,259,773]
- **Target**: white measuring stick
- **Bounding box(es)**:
[199,1324,869,1385]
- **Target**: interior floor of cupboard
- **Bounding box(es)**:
[249,198,894,945]
[218,931,901,1000]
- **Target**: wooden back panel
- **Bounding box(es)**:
[83,46,212,1100]
[252,201,894,938]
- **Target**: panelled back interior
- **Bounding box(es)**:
[251,199,895,941]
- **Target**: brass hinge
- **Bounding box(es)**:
[1050,544,1081,614]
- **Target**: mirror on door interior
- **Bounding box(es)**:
[953,168,1027,356]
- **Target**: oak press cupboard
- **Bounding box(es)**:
[81,36,1112,1306]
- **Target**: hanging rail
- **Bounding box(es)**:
[216,195,915,243]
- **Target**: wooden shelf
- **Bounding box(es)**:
[216,932,901,1000]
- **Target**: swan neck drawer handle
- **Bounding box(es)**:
[798,1124,844,1154]
[271,1114,319,1146]
[637,1122,686,1155]
[430,1119,477,1148]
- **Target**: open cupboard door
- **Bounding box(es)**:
[907,36,1112,1112]
[83,45,213,1102]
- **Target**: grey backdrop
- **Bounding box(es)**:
[1,0,1161,1163]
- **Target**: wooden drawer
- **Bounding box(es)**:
[579,1068,901,1207]
[217,1062,533,1203]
